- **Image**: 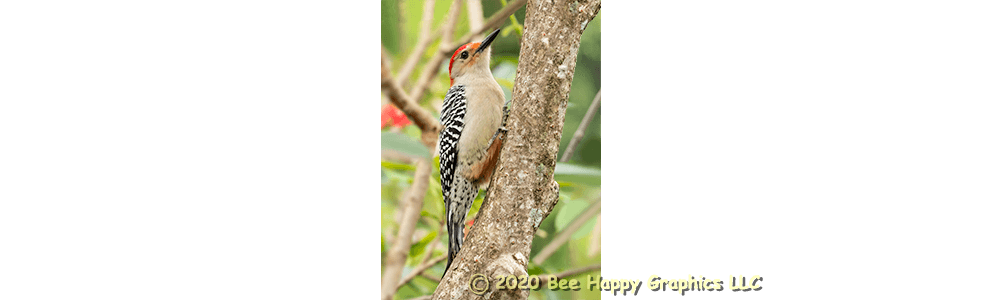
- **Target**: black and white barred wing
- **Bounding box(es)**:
[438,85,466,206]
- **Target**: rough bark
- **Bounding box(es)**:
[431,0,601,299]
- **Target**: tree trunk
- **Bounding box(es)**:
[431,0,600,299]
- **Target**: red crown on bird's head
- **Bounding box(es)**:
[449,43,478,84]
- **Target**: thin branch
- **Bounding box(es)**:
[532,198,601,265]
[454,0,527,46]
[440,0,463,48]
[421,273,442,283]
[588,215,600,256]
[381,48,442,149]
[395,0,437,87]
[420,217,445,264]
[408,0,463,102]
[407,296,432,300]
[381,159,433,300]
[560,88,601,162]
[396,219,447,289]
[466,0,484,32]
[382,149,417,164]
[397,253,449,288]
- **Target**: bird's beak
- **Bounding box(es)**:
[474,28,500,54]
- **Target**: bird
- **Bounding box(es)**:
[437,28,510,276]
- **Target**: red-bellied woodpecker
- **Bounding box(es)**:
[439,28,509,276]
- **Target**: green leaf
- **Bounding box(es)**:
[381,161,415,171]
[553,163,601,186]
[526,263,545,276]
[380,0,401,54]
[381,131,431,158]
[554,199,587,232]
[410,231,437,258]
[432,156,441,174]
[468,192,484,217]
[572,215,597,240]
[554,163,600,176]
[510,22,523,36]
[498,0,524,37]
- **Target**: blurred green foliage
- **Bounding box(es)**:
[382,1,600,299]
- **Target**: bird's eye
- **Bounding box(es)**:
[460,51,469,59]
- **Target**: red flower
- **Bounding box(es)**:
[381,104,411,129]
[463,219,475,238]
